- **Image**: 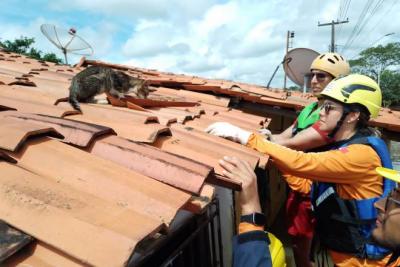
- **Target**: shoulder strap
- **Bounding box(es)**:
[346,136,396,197]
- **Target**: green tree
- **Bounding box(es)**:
[42,53,62,63]
[349,42,400,106]
[0,36,34,54]
[380,70,400,107]
[0,36,63,64]
[288,85,302,92]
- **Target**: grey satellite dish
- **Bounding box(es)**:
[283,48,319,89]
[40,24,93,65]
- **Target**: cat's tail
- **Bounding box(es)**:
[68,80,82,112]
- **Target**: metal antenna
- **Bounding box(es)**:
[40,24,94,65]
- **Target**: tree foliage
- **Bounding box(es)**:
[349,42,400,106]
[380,70,400,107]
[0,36,63,64]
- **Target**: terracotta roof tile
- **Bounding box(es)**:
[8,79,37,87]
[2,52,400,265]
[4,242,86,267]
[0,162,159,267]
[0,75,18,85]
[0,85,78,117]
[69,116,171,143]
[154,124,266,176]
[182,84,222,92]
[169,106,206,117]
[0,111,114,147]
[87,135,213,194]
[183,110,268,133]
[0,151,17,163]
[193,102,231,114]
[229,84,288,100]
[371,108,400,132]
[176,89,231,107]
[66,103,159,122]
[183,184,216,212]
[146,113,177,126]
[208,174,242,191]
[6,138,191,222]
[0,116,62,152]
[124,95,198,108]
[0,134,197,265]
[149,107,199,124]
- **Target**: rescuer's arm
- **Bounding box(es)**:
[218,156,272,267]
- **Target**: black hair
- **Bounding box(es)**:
[347,103,381,137]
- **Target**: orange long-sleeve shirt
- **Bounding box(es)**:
[248,133,383,199]
[283,174,312,195]
[247,133,400,266]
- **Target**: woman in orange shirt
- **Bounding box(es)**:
[208,74,399,266]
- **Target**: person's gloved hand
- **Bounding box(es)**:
[258,128,273,140]
[205,122,252,145]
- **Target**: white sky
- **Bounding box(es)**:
[1,0,399,88]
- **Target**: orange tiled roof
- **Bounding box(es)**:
[0,52,271,265]
[1,51,399,266]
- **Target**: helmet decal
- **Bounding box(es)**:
[321,74,382,119]
[341,84,376,98]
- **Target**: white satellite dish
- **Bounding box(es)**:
[283,48,319,88]
[40,24,94,65]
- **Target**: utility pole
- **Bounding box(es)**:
[318,19,349,52]
[283,30,295,89]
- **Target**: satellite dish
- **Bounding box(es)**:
[40,24,94,65]
[283,48,319,87]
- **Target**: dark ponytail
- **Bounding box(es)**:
[349,104,381,137]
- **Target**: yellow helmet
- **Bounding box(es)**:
[321,74,382,118]
[267,232,286,267]
[310,52,350,78]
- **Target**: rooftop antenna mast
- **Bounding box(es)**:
[40,24,94,65]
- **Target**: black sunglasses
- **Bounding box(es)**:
[305,72,330,82]
[320,102,341,114]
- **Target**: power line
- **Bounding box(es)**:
[352,0,387,51]
[341,0,374,53]
[348,0,386,46]
[337,0,345,22]
[337,0,352,38]
[341,0,376,54]
[362,0,397,40]
[349,32,395,60]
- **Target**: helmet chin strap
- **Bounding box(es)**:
[327,106,351,140]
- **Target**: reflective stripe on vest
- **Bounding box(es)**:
[312,136,397,260]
